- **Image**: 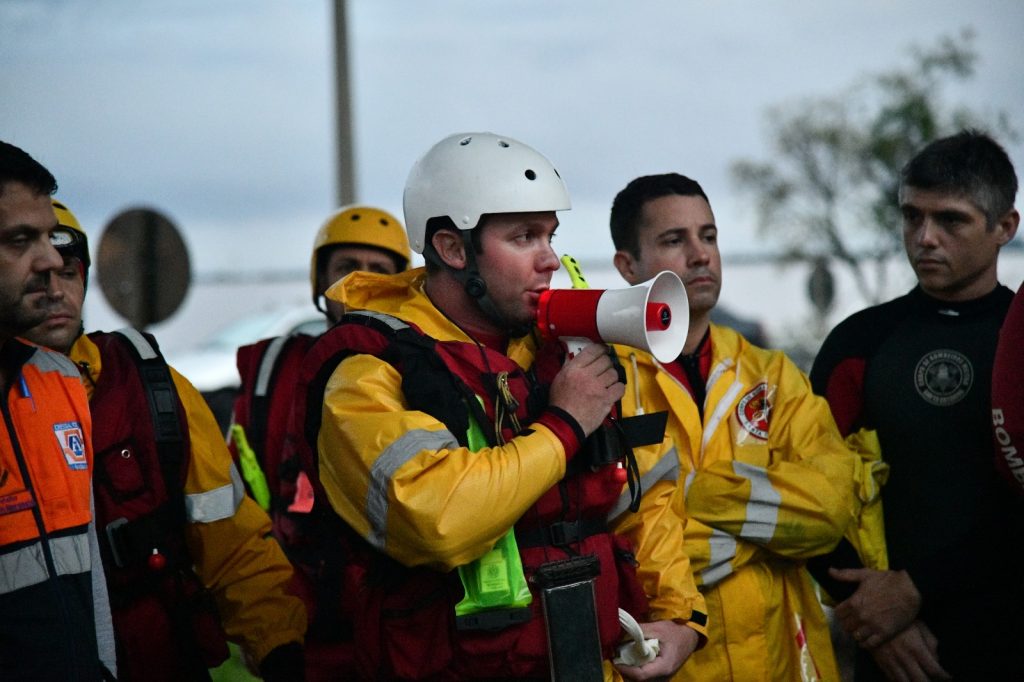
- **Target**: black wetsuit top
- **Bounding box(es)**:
[811,285,1024,680]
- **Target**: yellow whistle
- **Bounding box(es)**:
[560,254,590,290]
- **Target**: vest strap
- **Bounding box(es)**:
[515,517,608,549]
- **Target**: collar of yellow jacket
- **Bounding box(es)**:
[325,266,540,364]
[68,333,100,400]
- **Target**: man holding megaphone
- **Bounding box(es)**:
[608,173,872,681]
[299,133,707,680]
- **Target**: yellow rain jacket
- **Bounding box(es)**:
[618,324,871,682]
[71,333,306,666]
[317,269,706,677]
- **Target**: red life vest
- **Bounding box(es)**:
[286,311,651,680]
[87,330,229,681]
[232,333,317,508]
[232,332,358,682]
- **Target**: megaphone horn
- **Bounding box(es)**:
[537,270,689,363]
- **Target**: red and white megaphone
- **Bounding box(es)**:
[536,270,689,363]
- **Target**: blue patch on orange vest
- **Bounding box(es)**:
[53,421,87,470]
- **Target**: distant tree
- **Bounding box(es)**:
[731,29,1017,305]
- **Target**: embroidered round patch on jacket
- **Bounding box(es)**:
[736,382,771,440]
[914,349,973,407]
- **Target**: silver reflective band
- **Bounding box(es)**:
[115,328,158,360]
[607,446,680,521]
[366,427,459,549]
[734,461,781,544]
[701,528,737,587]
[186,463,246,523]
[0,533,91,594]
[27,346,80,378]
[346,309,410,331]
[703,379,743,452]
[255,335,289,397]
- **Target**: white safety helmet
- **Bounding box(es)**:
[402,132,571,253]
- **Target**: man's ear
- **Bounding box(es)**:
[613,250,640,285]
[996,208,1020,246]
[431,229,466,270]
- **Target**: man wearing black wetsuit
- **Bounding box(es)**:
[811,130,1024,681]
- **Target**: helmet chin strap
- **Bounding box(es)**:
[451,232,534,338]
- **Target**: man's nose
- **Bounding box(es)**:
[688,240,711,266]
[37,241,64,271]
[538,243,560,272]
[917,219,942,247]
[43,274,65,301]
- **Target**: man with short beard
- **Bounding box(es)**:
[0,140,115,681]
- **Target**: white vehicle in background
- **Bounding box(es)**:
[168,306,327,432]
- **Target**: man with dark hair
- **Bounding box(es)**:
[812,129,1024,680]
[0,141,116,680]
[609,172,869,681]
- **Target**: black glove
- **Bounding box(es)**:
[259,641,305,682]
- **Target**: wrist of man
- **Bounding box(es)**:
[535,406,585,460]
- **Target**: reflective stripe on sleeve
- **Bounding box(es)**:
[0,532,91,595]
[607,446,680,521]
[366,427,459,550]
[185,462,246,523]
[700,528,737,587]
[734,460,781,544]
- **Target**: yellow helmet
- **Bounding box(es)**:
[309,204,411,303]
[50,198,91,273]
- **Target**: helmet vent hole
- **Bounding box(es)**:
[524,169,537,181]
[498,140,510,148]
[459,137,472,146]
[380,219,389,226]
[350,213,361,221]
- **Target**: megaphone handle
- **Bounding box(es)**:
[562,336,592,359]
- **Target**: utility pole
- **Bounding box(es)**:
[333,0,355,205]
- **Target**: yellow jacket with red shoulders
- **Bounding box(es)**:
[71,332,305,665]
[617,324,873,682]
[315,268,706,675]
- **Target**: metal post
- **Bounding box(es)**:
[333,0,355,205]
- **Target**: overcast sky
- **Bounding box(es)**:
[3,0,1023,348]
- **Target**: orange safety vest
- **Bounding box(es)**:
[1,338,93,587]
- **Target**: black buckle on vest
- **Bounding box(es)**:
[516,517,607,549]
[455,606,532,632]
[548,521,581,547]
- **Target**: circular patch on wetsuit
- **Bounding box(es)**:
[914,349,973,406]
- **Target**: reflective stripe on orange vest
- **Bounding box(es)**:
[0,532,91,594]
